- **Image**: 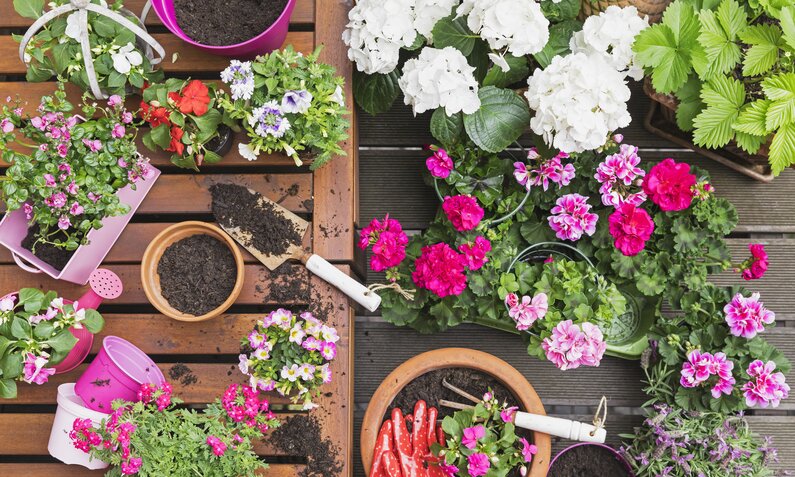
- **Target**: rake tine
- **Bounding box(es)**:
[442,378,480,404]
[439,399,474,411]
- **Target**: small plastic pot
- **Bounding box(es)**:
[148,0,297,58]
[48,383,109,469]
[206,124,234,159]
[549,443,634,477]
[74,336,165,412]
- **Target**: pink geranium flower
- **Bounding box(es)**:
[594,144,646,207]
[642,158,696,211]
[462,425,485,449]
[458,236,491,270]
[426,148,454,179]
[743,360,789,408]
[514,150,575,191]
[608,203,655,256]
[442,195,484,232]
[724,292,775,339]
[467,453,490,477]
[412,243,467,298]
[548,194,598,242]
[741,244,768,280]
[542,320,606,370]
[507,293,548,331]
[358,215,408,272]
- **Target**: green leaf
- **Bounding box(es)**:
[203,150,223,164]
[44,330,78,353]
[483,55,530,88]
[0,336,10,358]
[734,131,767,154]
[739,24,783,76]
[634,24,693,94]
[33,321,54,340]
[19,288,44,313]
[431,15,477,55]
[352,70,400,116]
[534,20,580,69]
[25,62,53,83]
[430,109,464,147]
[2,353,22,380]
[769,122,795,175]
[781,6,795,51]
[696,0,745,79]
[192,108,221,134]
[463,87,531,153]
[692,75,745,148]
[141,131,158,152]
[82,309,104,334]
[762,73,795,130]
[107,70,127,89]
[10,317,30,340]
[540,0,581,21]
[51,43,71,75]
[151,123,172,149]
[14,0,44,19]
[733,99,772,136]
[674,75,705,131]
[0,379,17,399]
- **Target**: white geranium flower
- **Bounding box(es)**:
[399,46,481,116]
[525,53,632,153]
[570,6,649,80]
[111,43,143,74]
[458,0,549,56]
[330,85,345,106]
[414,0,459,39]
[64,12,81,40]
[342,0,417,74]
[238,142,259,161]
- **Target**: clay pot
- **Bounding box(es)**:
[141,221,244,322]
[360,348,551,477]
[549,443,634,476]
[580,0,670,23]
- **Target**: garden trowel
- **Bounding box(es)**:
[217,188,381,312]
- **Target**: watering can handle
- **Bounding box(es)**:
[302,254,381,312]
[12,252,43,274]
[514,412,606,444]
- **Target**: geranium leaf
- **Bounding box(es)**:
[463,87,531,153]
[769,122,795,175]
[431,15,477,56]
[352,70,400,116]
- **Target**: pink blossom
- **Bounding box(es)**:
[122,111,133,124]
[112,123,126,139]
[439,462,459,476]
[118,157,128,168]
[120,457,142,475]
[462,425,485,449]
[320,341,337,360]
[519,437,538,462]
[507,293,548,331]
[579,322,607,367]
[69,202,84,216]
[504,292,518,309]
[359,215,408,271]
[500,406,518,423]
[442,195,484,232]
[46,192,67,209]
[708,353,736,398]
[58,163,72,175]
[548,194,598,241]
[87,192,100,203]
[23,203,33,220]
[58,215,71,230]
[22,353,55,385]
[43,174,57,187]
[0,118,13,133]
[515,151,575,191]
[108,95,122,107]
[66,181,78,195]
[594,144,646,207]
[302,336,321,351]
[642,158,696,211]
[467,452,490,477]
[426,148,454,179]
[57,143,68,157]
[743,360,789,408]
[29,306,57,324]
[82,138,102,152]
[724,292,775,339]
[30,116,45,130]
[248,330,267,348]
[412,243,467,298]
[513,161,529,186]
[742,244,768,281]
[542,320,606,370]
[458,236,491,270]
[613,133,624,143]
[680,349,714,388]
[608,203,655,256]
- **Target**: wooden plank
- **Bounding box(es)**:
[0,33,314,75]
[0,0,315,27]
[0,463,306,477]
[748,415,795,471]
[0,263,310,306]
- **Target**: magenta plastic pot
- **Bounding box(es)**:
[147,0,297,58]
[548,443,634,476]
[0,166,160,285]
[75,336,165,412]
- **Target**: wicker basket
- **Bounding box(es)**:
[580,0,671,23]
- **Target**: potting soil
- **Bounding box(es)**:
[548,444,631,477]
[22,227,75,271]
[269,414,344,477]
[174,0,290,46]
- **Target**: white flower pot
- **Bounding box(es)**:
[48,383,109,469]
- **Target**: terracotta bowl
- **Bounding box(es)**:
[361,348,552,477]
[141,221,244,322]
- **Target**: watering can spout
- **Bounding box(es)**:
[75,268,124,311]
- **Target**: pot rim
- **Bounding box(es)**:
[549,442,634,477]
[56,383,111,420]
[140,221,245,322]
[360,348,551,477]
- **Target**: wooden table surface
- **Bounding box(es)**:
[0,0,357,475]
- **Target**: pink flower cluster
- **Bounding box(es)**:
[743,360,790,408]
[541,320,606,370]
[442,195,484,232]
[548,193,598,242]
[426,147,454,179]
[594,144,646,207]
[413,243,468,297]
[206,435,227,457]
[468,452,490,477]
[608,203,655,256]
[221,384,277,434]
[505,292,548,331]
[137,382,173,411]
[680,350,736,398]
[69,418,103,453]
[22,352,55,385]
[30,110,78,158]
[71,399,142,475]
[513,149,575,191]
[724,292,775,339]
[458,236,491,271]
[359,215,409,272]
[741,243,769,280]
[642,158,696,212]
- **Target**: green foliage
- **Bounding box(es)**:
[353,70,401,115]
[432,15,478,55]
[462,87,531,153]
[692,75,745,148]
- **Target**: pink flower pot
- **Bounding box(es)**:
[48,383,110,469]
[549,443,634,476]
[75,336,165,412]
[148,0,297,58]
[0,166,160,285]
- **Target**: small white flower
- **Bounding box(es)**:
[0,296,15,312]
[488,52,510,72]
[281,90,313,114]
[289,324,306,344]
[399,47,480,115]
[238,142,259,161]
[283,143,297,159]
[342,0,417,74]
[238,354,250,374]
[252,347,270,360]
[321,325,340,343]
[297,363,316,381]
[330,85,345,106]
[50,297,64,310]
[220,60,255,101]
[280,364,300,382]
[64,12,81,40]
[458,0,549,57]
[111,43,143,75]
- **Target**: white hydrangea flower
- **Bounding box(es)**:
[525,53,632,153]
[457,0,549,56]
[570,6,649,80]
[414,0,459,39]
[342,0,418,75]
[398,46,481,115]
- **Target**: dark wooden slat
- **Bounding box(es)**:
[0,33,314,74]
[0,463,306,477]
[0,0,315,27]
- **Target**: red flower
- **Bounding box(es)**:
[166,126,185,156]
[458,236,492,271]
[608,203,655,256]
[742,243,768,280]
[174,80,211,116]
[412,243,467,298]
[442,195,485,232]
[139,101,171,128]
[642,158,697,211]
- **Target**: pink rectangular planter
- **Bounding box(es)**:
[0,166,160,285]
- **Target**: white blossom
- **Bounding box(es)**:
[342,0,418,74]
[525,53,632,153]
[458,0,549,56]
[281,90,313,114]
[111,43,142,75]
[570,6,649,80]
[414,0,459,39]
[398,46,480,115]
[330,85,345,106]
[64,12,81,40]
[238,142,259,161]
[220,60,255,101]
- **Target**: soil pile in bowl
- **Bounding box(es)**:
[174,0,290,46]
[22,228,75,271]
[210,183,302,256]
[157,234,236,316]
[548,445,631,477]
[269,414,343,477]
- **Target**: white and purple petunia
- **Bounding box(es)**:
[281,90,313,114]
[249,101,290,139]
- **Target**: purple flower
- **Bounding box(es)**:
[58,163,71,175]
[439,462,459,477]
[281,90,313,114]
[250,101,290,138]
[594,144,646,208]
[118,158,128,168]
[500,406,518,423]
[23,353,55,385]
[467,453,490,477]
[112,124,126,139]
[56,143,68,158]
[519,437,538,462]
[107,95,122,107]
[82,138,102,152]
[23,203,33,220]
[58,215,71,230]
[66,181,78,195]
[122,111,133,124]
[30,116,45,130]
[45,192,67,209]
[87,192,100,203]
[461,425,485,449]
[220,60,255,101]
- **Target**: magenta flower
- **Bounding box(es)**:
[680,349,714,388]
[82,138,102,152]
[500,406,518,423]
[87,192,100,203]
[507,293,548,331]
[594,144,646,207]
[65,181,78,195]
[1,118,14,133]
[514,161,529,186]
[462,424,485,449]
[642,158,696,211]
[122,111,133,124]
[579,322,607,367]
[56,143,69,157]
[515,150,575,191]
[412,242,468,298]
[519,437,538,462]
[608,203,655,256]
[458,236,491,270]
[442,195,484,232]
[30,116,45,130]
[58,215,71,230]
[426,148,454,179]
[69,203,84,216]
[743,360,789,408]
[112,124,126,139]
[43,174,57,187]
[120,457,142,475]
[504,292,518,309]
[107,95,122,107]
[548,193,598,241]
[23,203,33,220]
[742,244,769,280]
[467,452,491,477]
[22,353,55,385]
[302,336,321,351]
[248,330,267,349]
[320,341,337,360]
[542,320,606,370]
[724,292,775,339]
[206,435,227,456]
[439,462,459,476]
[359,215,408,272]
